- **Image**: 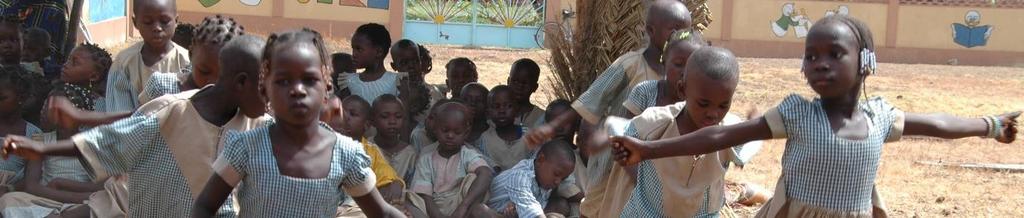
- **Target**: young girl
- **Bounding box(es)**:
[0,68,36,186]
[611,15,1020,217]
[140,15,244,104]
[191,29,402,218]
[623,29,706,117]
[445,57,478,99]
[340,23,403,103]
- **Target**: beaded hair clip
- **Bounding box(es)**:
[860,48,878,75]
[660,30,693,63]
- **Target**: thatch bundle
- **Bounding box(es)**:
[546,0,712,101]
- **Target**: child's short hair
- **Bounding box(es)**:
[538,139,576,164]
[354,23,392,52]
[435,101,472,124]
[23,28,52,54]
[510,58,540,82]
[459,82,488,98]
[545,99,572,121]
[0,66,30,100]
[331,52,353,73]
[342,95,371,115]
[446,57,477,74]
[194,15,244,47]
[371,94,405,114]
[173,23,196,49]
[261,28,333,89]
[77,43,114,83]
[664,30,706,57]
[488,85,512,101]
[685,47,739,82]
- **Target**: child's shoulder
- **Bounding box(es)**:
[114,42,146,60]
[134,88,201,116]
[634,102,685,125]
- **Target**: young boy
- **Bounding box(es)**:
[445,57,478,99]
[479,85,531,172]
[369,95,418,186]
[524,1,694,216]
[484,140,576,218]
[618,47,759,217]
[507,58,544,130]
[543,100,585,217]
[2,35,267,217]
[21,28,58,78]
[410,102,494,218]
[459,83,490,149]
[104,0,190,112]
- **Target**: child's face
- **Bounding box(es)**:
[535,156,574,190]
[390,46,420,75]
[648,18,691,55]
[460,88,487,122]
[263,43,329,125]
[433,112,470,151]
[0,24,21,64]
[333,57,354,75]
[0,87,19,115]
[350,35,381,69]
[488,91,516,127]
[546,107,578,140]
[664,43,701,97]
[680,70,736,128]
[61,47,99,84]
[802,22,862,99]
[446,64,477,97]
[339,100,370,138]
[507,69,537,104]
[132,1,178,51]
[372,101,406,138]
[190,43,224,87]
[22,42,49,62]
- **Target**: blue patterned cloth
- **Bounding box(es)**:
[487,159,551,218]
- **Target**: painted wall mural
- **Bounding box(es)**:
[298,0,389,9]
[199,0,262,8]
[951,10,992,48]
[770,3,849,39]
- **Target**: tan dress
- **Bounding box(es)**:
[478,123,532,171]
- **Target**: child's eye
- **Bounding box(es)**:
[274,79,289,86]
[832,52,843,59]
[804,54,816,61]
[698,102,710,108]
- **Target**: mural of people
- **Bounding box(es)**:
[952,10,992,48]
[770,3,812,38]
[825,5,849,17]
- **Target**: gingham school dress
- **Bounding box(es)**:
[0,123,40,184]
[138,71,184,105]
[757,94,904,217]
[622,79,660,116]
[214,124,375,217]
[103,42,190,112]
[341,72,403,103]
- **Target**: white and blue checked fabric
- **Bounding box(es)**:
[487,159,551,218]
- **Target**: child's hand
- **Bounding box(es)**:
[46,96,84,130]
[610,136,648,166]
[995,111,1020,144]
[525,125,555,149]
[2,135,46,160]
[379,182,404,205]
[503,202,517,218]
[451,205,468,218]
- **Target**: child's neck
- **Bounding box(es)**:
[658,80,678,105]
[643,47,665,75]
[516,101,533,117]
[494,123,521,142]
[140,42,173,66]
[272,119,322,147]
[437,146,460,158]
[821,94,861,118]
[675,109,700,135]
[359,62,387,81]
[191,85,239,127]
[374,133,408,151]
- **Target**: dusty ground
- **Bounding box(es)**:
[108,37,1023,217]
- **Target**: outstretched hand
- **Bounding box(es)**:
[46,96,84,130]
[610,136,648,167]
[2,135,45,160]
[995,111,1020,144]
[525,124,555,150]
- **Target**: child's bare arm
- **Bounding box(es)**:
[461,167,494,208]
[191,174,233,218]
[2,136,82,160]
[22,160,91,203]
[526,110,581,148]
[904,111,1019,142]
[46,96,132,129]
[48,178,105,193]
[419,193,447,218]
[611,118,774,166]
[351,189,407,218]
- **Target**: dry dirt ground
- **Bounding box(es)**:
[109,37,1024,217]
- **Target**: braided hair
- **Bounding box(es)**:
[76,43,113,84]
[172,23,195,49]
[0,66,29,101]
[417,44,432,74]
[816,15,875,74]
[194,15,245,48]
[260,28,333,92]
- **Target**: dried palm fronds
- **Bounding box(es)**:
[546,0,712,101]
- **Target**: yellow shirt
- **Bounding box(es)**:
[361,138,404,188]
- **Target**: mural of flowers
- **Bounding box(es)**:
[407,0,472,24]
[479,0,543,28]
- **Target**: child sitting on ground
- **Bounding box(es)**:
[409,98,455,150]
[0,68,38,186]
[368,95,420,186]
[0,16,51,127]
[410,102,494,218]
[191,28,403,218]
[140,15,244,104]
[479,85,531,172]
[543,99,585,217]
[459,83,490,149]
[483,140,577,218]
[507,58,545,130]
[445,57,478,99]
[340,23,403,103]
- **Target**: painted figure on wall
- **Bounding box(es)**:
[770,3,811,38]
[825,5,849,17]
[952,10,992,48]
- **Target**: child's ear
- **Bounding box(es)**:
[676,80,687,99]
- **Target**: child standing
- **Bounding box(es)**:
[483,140,577,218]
[0,16,51,127]
[612,15,1021,217]
[507,58,545,130]
[0,68,37,186]
[104,0,190,112]
[341,23,403,103]
[410,102,494,218]
[445,57,478,99]
[192,29,402,217]
[140,15,244,104]
[3,35,269,217]
[479,85,531,172]
[623,30,706,117]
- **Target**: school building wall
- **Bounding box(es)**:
[702,0,1024,66]
[174,0,406,41]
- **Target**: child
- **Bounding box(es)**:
[340,23,402,103]
[331,52,355,97]
[140,15,244,104]
[623,29,706,117]
[543,99,585,217]
[370,95,419,185]
[21,28,58,78]
[409,98,455,150]
[459,83,490,149]
[104,0,190,112]
[173,23,196,53]
[545,100,578,142]
[507,58,544,129]
[445,57,478,99]
[479,85,531,172]
[0,68,36,186]
[0,16,34,74]
[523,1,693,216]
[0,16,51,127]
[611,15,1021,217]
[410,102,494,218]
[484,140,577,218]
[320,95,408,217]
[191,29,402,217]
[390,39,433,124]
[3,35,269,217]
[0,43,114,217]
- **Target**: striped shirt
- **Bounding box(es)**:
[767,94,904,211]
[214,124,375,217]
[623,80,660,116]
[487,160,551,218]
[342,72,402,103]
